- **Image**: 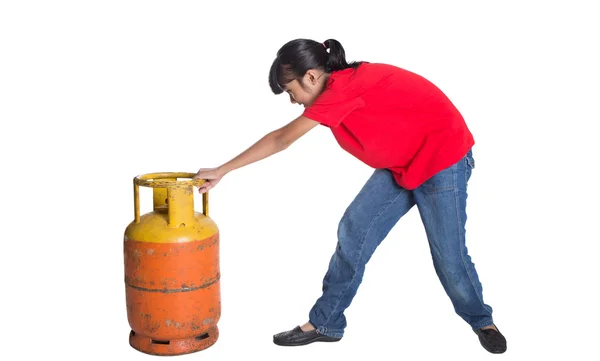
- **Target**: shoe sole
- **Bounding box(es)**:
[481,344,507,354]
[273,336,342,346]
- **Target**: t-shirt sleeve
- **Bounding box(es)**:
[302,89,365,128]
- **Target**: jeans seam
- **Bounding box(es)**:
[455,165,487,311]
[322,187,407,327]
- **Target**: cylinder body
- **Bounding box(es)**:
[124,182,220,356]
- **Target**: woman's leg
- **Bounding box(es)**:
[307,168,416,338]
[412,150,494,330]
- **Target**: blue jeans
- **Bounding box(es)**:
[308,150,494,338]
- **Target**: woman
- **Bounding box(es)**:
[193,38,507,354]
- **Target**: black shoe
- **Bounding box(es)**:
[273,326,342,346]
[474,325,507,354]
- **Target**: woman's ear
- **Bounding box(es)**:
[305,69,319,85]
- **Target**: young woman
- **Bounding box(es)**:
[193,38,507,354]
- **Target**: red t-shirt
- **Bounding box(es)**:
[302,62,474,190]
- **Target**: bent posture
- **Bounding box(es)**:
[194,38,507,354]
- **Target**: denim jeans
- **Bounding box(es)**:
[308,149,494,338]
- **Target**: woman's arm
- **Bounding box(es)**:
[193,115,320,193]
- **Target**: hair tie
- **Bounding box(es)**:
[322,42,327,49]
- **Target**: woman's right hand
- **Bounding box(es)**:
[193,167,226,194]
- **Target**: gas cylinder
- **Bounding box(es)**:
[123,172,220,356]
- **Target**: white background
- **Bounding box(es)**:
[1,1,599,360]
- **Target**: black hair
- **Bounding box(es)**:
[269,38,362,94]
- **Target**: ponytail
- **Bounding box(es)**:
[323,39,360,72]
[269,38,362,94]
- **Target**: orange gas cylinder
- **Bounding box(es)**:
[123,172,220,356]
